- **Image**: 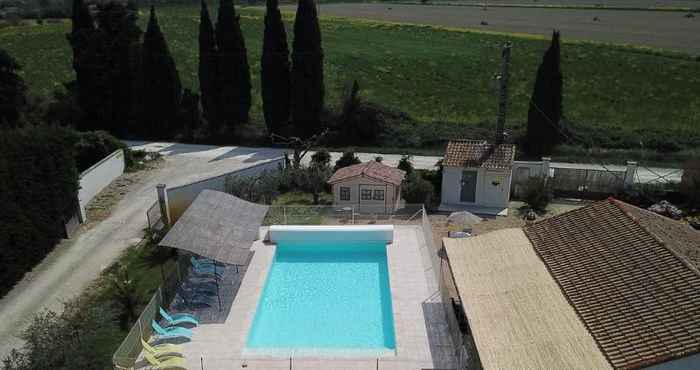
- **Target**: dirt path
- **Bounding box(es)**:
[290,3,700,54]
[0,147,284,359]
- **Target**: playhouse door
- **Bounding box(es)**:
[460,171,478,203]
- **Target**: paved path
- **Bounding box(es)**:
[289,3,700,54]
[0,146,283,359]
[129,141,683,184]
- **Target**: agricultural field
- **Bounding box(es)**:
[0,2,698,157]
[309,3,700,53]
[398,0,700,10]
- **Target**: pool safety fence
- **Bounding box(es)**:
[112,253,194,370]
[194,356,457,369]
[262,204,426,226]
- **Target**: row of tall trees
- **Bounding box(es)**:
[65,0,324,141]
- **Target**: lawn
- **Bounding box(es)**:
[1,3,698,155]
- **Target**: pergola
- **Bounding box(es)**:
[159,189,269,309]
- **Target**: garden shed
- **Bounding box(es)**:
[327,161,406,213]
[439,139,515,216]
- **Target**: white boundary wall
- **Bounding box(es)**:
[165,159,284,224]
[78,149,125,222]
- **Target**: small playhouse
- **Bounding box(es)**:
[328,161,406,213]
[439,139,516,216]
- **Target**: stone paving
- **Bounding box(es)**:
[148,226,457,370]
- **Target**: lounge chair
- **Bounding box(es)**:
[141,338,183,359]
[176,287,214,307]
[190,256,224,268]
[190,268,224,281]
[159,307,198,327]
[144,352,188,370]
[152,321,192,339]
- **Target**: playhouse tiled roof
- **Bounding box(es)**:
[524,199,700,369]
[327,161,406,186]
[443,140,516,169]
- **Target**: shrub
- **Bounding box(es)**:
[225,170,281,204]
[333,151,361,171]
[522,176,552,212]
[2,298,119,370]
[397,155,414,177]
[402,172,435,206]
[310,149,331,169]
[73,131,131,172]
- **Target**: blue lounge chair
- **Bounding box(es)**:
[152,321,192,339]
[160,307,198,327]
[191,256,224,268]
[190,265,224,280]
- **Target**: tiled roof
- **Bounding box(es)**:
[327,161,406,186]
[524,199,700,370]
[443,140,516,169]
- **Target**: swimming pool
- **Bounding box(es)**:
[246,230,396,356]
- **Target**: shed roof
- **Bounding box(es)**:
[327,161,406,186]
[443,139,515,169]
[443,228,612,370]
[159,190,269,265]
[524,199,700,369]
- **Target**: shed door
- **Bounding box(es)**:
[460,170,478,203]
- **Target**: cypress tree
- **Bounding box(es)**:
[0,49,27,128]
[261,0,290,135]
[78,2,142,134]
[141,6,182,139]
[526,30,563,157]
[216,0,251,128]
[291,0,324,138]
[67,0,94,130]
[199,0,219,129]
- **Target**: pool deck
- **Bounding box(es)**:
[168,226,456,370]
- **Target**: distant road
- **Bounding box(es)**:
[291,3,700,54]
[129,142,684,184]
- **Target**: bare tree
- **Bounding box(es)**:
[271,128,328,169]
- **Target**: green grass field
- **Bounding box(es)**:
[1,3,698,155]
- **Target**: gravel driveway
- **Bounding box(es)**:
[293,3,700,54]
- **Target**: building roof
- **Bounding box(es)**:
[159,190,269,265]
[327,161,406,186]
[524,199,700,369]
[443,229,613,370]
[443,139,516,169]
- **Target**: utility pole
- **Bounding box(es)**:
[495,42,511,145]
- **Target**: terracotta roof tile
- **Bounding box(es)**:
[327,161,406,186]
[443,139,516,169]
[523,199,700,369]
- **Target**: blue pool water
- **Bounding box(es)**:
[246,241,396,353]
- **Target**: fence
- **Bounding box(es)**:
[511,158,638,200]
[146,200,163,232]
[261,204,425,226]
[113,253,193,370]
[550,167,626,199]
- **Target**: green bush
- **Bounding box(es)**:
[402,172,435,207]
[2,298,119,370]
[73,131,131,172]
[333,151,361,171]
[522,176,553,212]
